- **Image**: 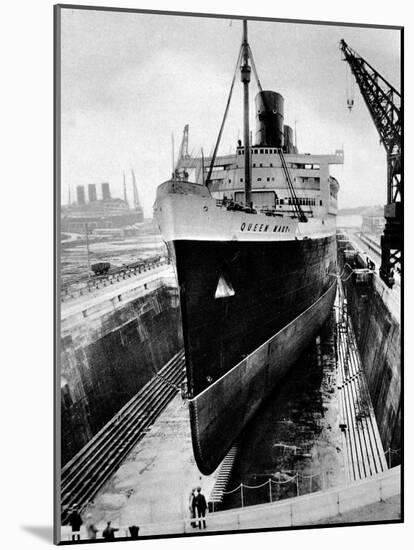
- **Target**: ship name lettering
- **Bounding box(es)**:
[240,222,270,232]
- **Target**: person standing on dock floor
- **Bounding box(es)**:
[102,521,119,541]
[68,505,83,541]
[189,488,197,528]
[85,514,98,539]
[128,525,140,539]
[195,487,207,529]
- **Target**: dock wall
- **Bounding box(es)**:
[60,270,182,465]
[61,466,400,539]
[208,466,400,532]
[337,237,401,459]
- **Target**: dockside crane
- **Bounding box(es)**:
[340,39,402,288]
[173,124,191,180]
[177,124,190,164]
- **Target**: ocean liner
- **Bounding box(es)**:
[154,21,343,474]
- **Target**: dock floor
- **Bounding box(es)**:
[61,393,220,541]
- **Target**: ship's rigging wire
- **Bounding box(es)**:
[248,44,263,92]
[201,148,205,186]
[206,45,243,188]
[278,148,307,222]
[206,28,310,223]
[248,45,308,222]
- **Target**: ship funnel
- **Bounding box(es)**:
[215,275,235,299]
[101,182,111,200]
[76,185,85,205]
[88,183,97,202]
[255,91,284,148]
[283,125,294,153]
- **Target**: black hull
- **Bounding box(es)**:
[172,235,337,474]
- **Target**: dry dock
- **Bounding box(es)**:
[60,232,401,541]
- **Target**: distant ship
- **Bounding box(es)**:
[154,21,343,474]
[62,175,144,232]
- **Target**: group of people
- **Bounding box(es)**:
[67,505,139,541]
[67,489,209,540]
[189,487,208,529]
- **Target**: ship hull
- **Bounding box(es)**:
[189,279,336,474]
[170,235,337,474]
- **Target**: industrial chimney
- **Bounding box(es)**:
[76,185,86,205]
[88,183,97,202]
[101,182,111,201]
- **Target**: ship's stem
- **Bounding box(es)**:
[241,20,252,207]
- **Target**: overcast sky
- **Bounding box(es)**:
[60,8,401,216]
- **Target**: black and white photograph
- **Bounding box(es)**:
[54,4,403,544]
[53,2,403,545]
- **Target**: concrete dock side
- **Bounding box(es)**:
[61,465,400,540]
[61,263,176,324]
[337,234,401,463]
[335,282,387,481]
[206,466,400,533]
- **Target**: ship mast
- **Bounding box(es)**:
[241,20,252,207]
[123,171,128,205]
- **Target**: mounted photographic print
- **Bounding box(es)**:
[54,4,403,545]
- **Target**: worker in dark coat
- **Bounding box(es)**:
[102,521,119,541]
[85,514,98,539]
[189,488,197,528]
[194,487,207,529]
[128,525,140,539]
[67,505,83,541]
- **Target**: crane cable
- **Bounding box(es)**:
[346,62,355,112]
